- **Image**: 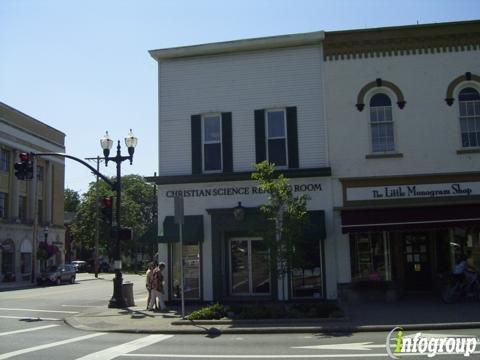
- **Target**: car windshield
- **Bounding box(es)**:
[46,265,58,272]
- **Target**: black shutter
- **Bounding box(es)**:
[191,114,202,174]
[254,109,266,163]
[286,106,299,168]
[222,112,233,173]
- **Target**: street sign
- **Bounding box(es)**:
[174,195,184,225]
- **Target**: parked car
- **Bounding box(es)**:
[71,260,88,273]
[37,264,76,285]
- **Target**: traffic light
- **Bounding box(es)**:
[14,153,33,180]
[101,196,113,225]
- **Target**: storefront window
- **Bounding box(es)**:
[350,232,391,281]
[291,239,323,298]
[451,228,480,270]
[171,243,200,299]
[21,253,32,274]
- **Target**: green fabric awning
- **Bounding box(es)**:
[304,210,326,240]
[138,223,160,244]
[159,215,204,245]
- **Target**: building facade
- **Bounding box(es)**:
[149,20,480,302]
[326,20,480,300]
[0,102,66,282]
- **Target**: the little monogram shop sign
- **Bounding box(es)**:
[347,182,480,201]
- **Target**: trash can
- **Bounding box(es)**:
[123,281,135,307]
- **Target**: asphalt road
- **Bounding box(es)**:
[1,274,480,359]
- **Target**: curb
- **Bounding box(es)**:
[64,316,480,335]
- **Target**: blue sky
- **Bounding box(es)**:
[1,0,479,194]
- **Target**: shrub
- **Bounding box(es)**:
[186,303,227,320]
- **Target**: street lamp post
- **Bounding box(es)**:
[100,130,138,308]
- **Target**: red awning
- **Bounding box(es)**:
[341,204,480,233]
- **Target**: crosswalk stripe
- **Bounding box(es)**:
[0,307,78,314]
[75,334,173,360]
[0,332,106,360]
[0,324,60,336]
[0,315,61,321]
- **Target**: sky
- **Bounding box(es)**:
[1,0,479,195]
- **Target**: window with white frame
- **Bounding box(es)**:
[369,93,394,152]
[0,149,9,172]
[459,87,480,148]
[202,114,222,172]
[266,109,287,166]
[36,166,44,181]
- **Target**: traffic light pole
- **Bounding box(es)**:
[26,151,127,308]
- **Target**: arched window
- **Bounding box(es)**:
[370,93,394,152]
[459,87,480,148]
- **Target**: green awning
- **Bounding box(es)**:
[304,210,326,240]
[138,224,160,244]
[159,215,204,245]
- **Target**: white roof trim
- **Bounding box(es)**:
[149,31,325,61]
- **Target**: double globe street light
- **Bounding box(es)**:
[100,129,138,308]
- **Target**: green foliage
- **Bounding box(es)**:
[186,303,227,320]
[228,302,343,319]
[70,175,155,260]
[64,188,81,212]
[251,161,309,280]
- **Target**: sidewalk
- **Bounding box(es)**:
[3,275,480,334]
[65,293,480,335]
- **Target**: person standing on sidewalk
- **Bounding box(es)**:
[148,262,167,311]
[145,262,155,310]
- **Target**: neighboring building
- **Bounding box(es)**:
[148,32,335,301]
[326,20,480,301]
[0,102,66,282]
[149,20,480,303]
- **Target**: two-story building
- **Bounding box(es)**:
[0,102,66,282]
[326,20,480,300]
[148,32,337,301]
[149,20,480,303]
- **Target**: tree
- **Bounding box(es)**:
[251,161,309,300]
[64,188,80,212]
[70,175,155,264]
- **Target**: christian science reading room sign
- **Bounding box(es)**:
[347,182,480,202]
[164,183,323,198]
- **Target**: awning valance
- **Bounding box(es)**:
[341,204,480,233]
[159,215,204,245]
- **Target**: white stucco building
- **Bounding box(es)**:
[149,20,480,303]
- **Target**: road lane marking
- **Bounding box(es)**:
[0,315,61,321]
[75,334,173,360]
[0,307,78,314]
[62,305,98,308]
[0,332,106,359]
[0,324,60,336]
[125,352,480,358]
[293,342,386,351]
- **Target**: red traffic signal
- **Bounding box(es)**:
[14,152,33,180]
[102,196,113,208]
[101,196,113,225]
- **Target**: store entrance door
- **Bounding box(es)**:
[403,232,431,291]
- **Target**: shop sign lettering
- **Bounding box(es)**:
[164,183,322,198]
[347,182,479,201]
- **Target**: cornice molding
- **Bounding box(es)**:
[324,20,480,61]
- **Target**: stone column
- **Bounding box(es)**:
[9,150,19,221]
[44,161,52,225]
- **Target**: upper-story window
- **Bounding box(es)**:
[266,109,287,167]
[37,166,44,181]
[369,93,394,152]
[0,149,10,172]
[202,114,222,172]
[0,192,7,218]
[459,87,480,148]
[191,112,232,175]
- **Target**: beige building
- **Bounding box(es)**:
[0,102,65,282]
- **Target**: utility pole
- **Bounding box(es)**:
[86,156,101,278]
